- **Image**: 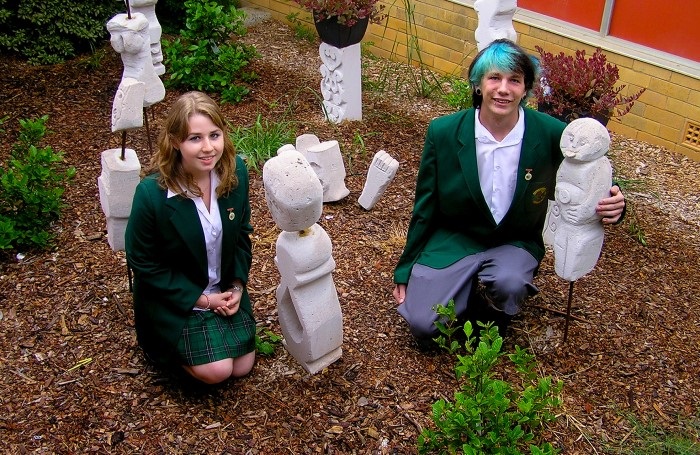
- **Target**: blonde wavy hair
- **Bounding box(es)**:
[145,91,238,197]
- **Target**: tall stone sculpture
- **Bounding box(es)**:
[474,0,517,51]
[263,148,344,374]
[319,43,362,123]
[107,12,165,107]
[543,117,612,281]
[130,0,165,75]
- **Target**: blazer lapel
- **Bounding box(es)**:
[456,109,497,224]
[165,194,207,273]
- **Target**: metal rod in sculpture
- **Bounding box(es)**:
[319,43,362,123]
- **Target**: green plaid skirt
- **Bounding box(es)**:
[176,309,256,366]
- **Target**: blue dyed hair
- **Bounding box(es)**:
[468,39,539,108]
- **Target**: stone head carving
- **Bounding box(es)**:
[263,149,323,232]
[560,117,611,163]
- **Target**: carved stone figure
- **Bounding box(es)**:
[474,0,517,51]
[130,0,165,75]
[319,43,362,123]
[543,117,612,281]
[263,148,343,374]
[358,150,399,210]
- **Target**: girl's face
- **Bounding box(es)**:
[478,70,526,122]
[174,113,224,179]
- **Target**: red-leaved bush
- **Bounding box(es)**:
[534,46,645,122]
[291,0,385,26]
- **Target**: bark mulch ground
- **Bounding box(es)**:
[1,18,699,454]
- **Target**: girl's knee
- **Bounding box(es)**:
[185,359,234,384]
[231,351,255,378]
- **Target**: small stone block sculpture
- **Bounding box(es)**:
[543,117,612,281]
[263,149,343,374]
[305,140,350,202]
[111,77,145,132]
[358,150,399,210]
[98,148,141,251]
[319,43,362,123]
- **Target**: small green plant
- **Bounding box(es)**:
[229,115,297,173]
[0,115,76,252]
[610,411,700,455]
[443,78,473,111]
[162,0,259,103]
[286,12,318,43]
[255,327,283,356]
[419,302,563,454]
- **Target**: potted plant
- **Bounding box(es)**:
[291,0,386,48]
[534,46,645,125]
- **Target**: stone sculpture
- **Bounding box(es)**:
[263,148,344,374]
[294,134,350,203]
[107,12,165,108]
[474,0,517,51]
[98,148,141,251]
[130,0,165,76]
[543,117,612,281]
[358,150,400,210]
[319,42,362,123]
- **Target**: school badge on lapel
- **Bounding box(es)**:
[227,208,235,220]
[532,187,547,204]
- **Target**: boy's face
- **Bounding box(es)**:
[478,70,526,123]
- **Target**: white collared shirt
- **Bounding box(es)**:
[167,171,223,297]
[474,107,525,224]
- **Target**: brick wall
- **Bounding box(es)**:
[241,0,700,161]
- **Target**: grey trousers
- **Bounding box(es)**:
[397,244,539,339]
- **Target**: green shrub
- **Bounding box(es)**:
[0,116,75,252]
[443,78,473,111]
[0,0,121,65]
[162,0,258,103]
[229,115,297,173]
[255,327,283,356]
[419,302,563,454]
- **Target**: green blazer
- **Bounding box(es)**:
[125,155,254,365]
[394,108,567,284]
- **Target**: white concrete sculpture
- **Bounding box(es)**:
[543,117,612,281]
[107,12,165,107]
[98,148,142,251]
[474,0,517,51]
[263,150,343,374]
[130,0,165,76]
[319,43,362,123]
[358,150,400,210]
[295,133,321,155]
[111,77,146,132]
[305,140,350,202]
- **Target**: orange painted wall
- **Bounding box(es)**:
[610,0,700,62]
[517,0,606,31]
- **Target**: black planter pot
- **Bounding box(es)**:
[314,16,369,49]
[537,101,610,126]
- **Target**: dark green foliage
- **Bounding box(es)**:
[162,0,258,103]
[0,0,121,65]
[419,301,563,454]
[157,0,241,33]
[255,327,283,356]
[0,116,75,252]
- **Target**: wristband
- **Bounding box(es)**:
[203,294,210,309]
[231,284,243,293]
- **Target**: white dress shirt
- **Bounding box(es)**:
[474,107,525,224]
[167,171,223,300]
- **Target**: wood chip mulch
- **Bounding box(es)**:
[0,18,698,454]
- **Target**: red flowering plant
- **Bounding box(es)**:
[534,46,645,123]
[292,0,386,26]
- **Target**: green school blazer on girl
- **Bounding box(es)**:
[125,155,254,366]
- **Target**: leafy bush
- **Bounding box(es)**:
[0,0,121,65]
[255,327,283,356]
[0,116,75,252]
[419,301,563,454]
[443,78,473,111]
[162,0,259,103]
[229,115,297,173]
